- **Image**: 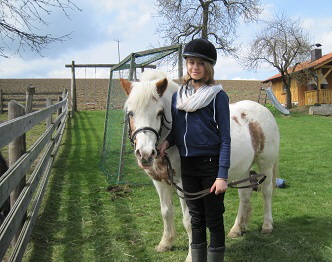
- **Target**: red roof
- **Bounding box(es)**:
[262,52,332,83]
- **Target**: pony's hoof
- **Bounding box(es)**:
[261,228,273,234]
[227,231,243,238]
[155,245,171,253]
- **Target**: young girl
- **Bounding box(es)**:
[158,38,231,262]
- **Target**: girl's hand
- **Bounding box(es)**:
[157,140,169,157]
[210,179,228,195]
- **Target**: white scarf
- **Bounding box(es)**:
[176,84,223,112]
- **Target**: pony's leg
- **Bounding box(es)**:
[153,180,176,252]
[228,187,253,238]
[177,188,192,262]
[258,166,274,234]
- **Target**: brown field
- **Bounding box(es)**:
[0,78,263,111]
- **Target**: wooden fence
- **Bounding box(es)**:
[0,85,65,114]
[305,89,332,105]
[0,91,68,261]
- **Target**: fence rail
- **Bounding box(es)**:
[0,86,65,114]
[0,92,68,261]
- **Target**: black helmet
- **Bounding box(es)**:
[183,38,217,65]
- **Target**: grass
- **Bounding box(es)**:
[15,109,332,262]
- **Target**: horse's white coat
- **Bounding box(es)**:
[121,70,280,262]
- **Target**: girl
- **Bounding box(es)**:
[158,38,231,262]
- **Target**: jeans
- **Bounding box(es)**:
[181,156,225,248]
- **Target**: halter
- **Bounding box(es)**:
[126,110,171,149]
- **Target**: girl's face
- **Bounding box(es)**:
[186,57,206,81]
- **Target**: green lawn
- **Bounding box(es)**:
[21,110,332,262]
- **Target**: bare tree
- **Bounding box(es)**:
[244,12,312,109]
[0,0,80,58]
[155,0,262,54]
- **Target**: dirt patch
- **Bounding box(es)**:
[106,184,132,201]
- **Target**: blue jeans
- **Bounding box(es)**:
[181,156,225,248]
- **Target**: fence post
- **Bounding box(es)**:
[58,95,63,117]
[70,60,77,116]
[46,98,52,128]
[25,85,35,113]
[8,100,27,245]
[0,89,3,114]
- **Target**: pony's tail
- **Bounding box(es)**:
[272,154,279,193]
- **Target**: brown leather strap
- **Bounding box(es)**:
[164,155,266,200]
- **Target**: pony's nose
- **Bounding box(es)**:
[135,148,157,161]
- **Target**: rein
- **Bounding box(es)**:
[164,154,267,200]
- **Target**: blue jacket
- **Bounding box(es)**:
[166,89,231,179]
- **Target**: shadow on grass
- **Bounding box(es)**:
[26,111,153,262]
[226,215,332,262]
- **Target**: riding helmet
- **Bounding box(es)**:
[182,38,217,65]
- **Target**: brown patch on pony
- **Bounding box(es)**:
[232,116,240,125]
[120,78,132,96]
[145,157,172,183]
[156,78,168,97]
[248,121,265,154]
[241,112,247,119]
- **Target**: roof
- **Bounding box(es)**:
[262,51,332,83]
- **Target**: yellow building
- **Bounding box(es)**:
[262,48,332,106]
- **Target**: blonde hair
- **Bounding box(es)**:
[182,59,215,86]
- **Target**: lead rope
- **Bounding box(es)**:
[164,154,267,201]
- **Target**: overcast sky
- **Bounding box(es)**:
[1,0,332,80]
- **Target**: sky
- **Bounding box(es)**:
[1,0,332,80]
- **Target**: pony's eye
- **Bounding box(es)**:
[157,110,164,117]
[127,111,133,117]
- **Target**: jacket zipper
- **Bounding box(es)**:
[184,112,188,156]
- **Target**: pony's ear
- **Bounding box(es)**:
[120,78,132,96]
[156,78,168,97]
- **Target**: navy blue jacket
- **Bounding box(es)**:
[166,89,231,179]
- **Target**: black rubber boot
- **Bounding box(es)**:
[191,242,207,262]
[207,246,225,262]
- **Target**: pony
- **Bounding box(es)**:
[120,70,280,262]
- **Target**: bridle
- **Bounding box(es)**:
[126,110,171,149]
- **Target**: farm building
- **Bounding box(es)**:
[262,47,332,106]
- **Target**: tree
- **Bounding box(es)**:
[0,0,80,58]
[155,0,262,54]
[244,12,312,109]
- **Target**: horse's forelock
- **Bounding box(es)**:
[125,81,162,112]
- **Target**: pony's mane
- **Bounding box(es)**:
[125,81,162,111]
[124,70,179,112]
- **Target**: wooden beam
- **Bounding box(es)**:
[65,63,116,68]
[64,63,156,69]
[323,68,332,79]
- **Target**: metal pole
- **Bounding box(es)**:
[118,54,136,183]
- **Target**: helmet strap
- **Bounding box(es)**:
[188,73,203,83]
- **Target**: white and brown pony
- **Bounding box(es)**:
[120,70,280,262]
